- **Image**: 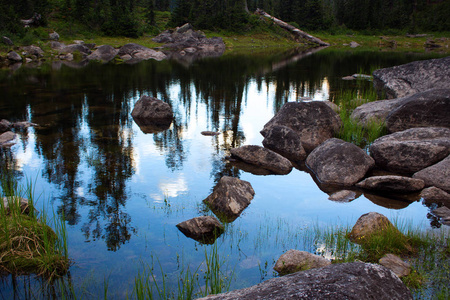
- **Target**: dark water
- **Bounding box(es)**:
[0,48,445,298]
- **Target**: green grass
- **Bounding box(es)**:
[0,171,70,280]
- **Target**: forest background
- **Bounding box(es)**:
[1,0,449,41]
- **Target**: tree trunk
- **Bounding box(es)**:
[255,8,329,46]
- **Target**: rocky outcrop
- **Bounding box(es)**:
[176,216,224,244]
[379,254,411,278]
[356,175,425,193]
[131,96,173,133]
[413,155,450,192]
[306,138,375,186]
[230,145,293,175]
[87,45,119,62]
[347,212,404,243]
[373,56,450,99]
[261,101,342,153]
[200,262,413,300]
[0,131,16,146]
[370,127,450,174]
[274,250,331,275]
[386,89,450,132]
[203,176,255,222]
[261,125,307,162]
[421,187,450,208]
[118,43,167,62]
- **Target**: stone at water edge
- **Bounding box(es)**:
[87,45,119,62]
[176,216,224,244]
[198,262,413,300]
[413,155,450,193]
[421,187,450,208]
[203,176,255,222]
[7,51,22,62]
[379,254,411,278]
[305,138,375,186]
[356,175,425,193]
[131,96,173,122]
[431,206,450,226]
[350,97,407,128]
[0,131,17,146]
[274,249,331,275]
[0,119,12,132]
[262,125,306,162]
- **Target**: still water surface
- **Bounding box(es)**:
[0,48,445,298]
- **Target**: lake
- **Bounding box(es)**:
[0,47,445,298]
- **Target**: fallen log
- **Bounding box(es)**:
[255,8,329,47]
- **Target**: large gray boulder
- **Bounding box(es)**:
[131,96,173,133]
[306,138,375,186]
[356,175,425,193]
[261,101,342,153]
[199,262,413,300]
[176,216,224,244]
[203,176,255,222]
[421,187,450,208]
[230,145,293,175]
[386,89,450,133]
[118,43,167,61]
[373,56,450,99]
[274,250,331,275]
[87,45,119,62]
[413,155,450,192]
[370,127,450,174]
[262,125,306,162]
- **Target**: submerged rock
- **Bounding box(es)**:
[370,127,450,174]
[230,145,293,175]
[203,176,255,222]
[261,101,341,153]
[274,250,331,275]
[373,56,450,99]
[413,155,450,192]
[356,175,425,193]
[306,138,375,186]
[176,216,224,244]
[199,262,413,300]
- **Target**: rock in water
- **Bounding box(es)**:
[420,187,450,208]
[87,45,119,62]
[203,176,255,222]
[261,101,341,153]
[118,43,167,61]
[262,125,306,162]
[370,127,450,174]
[379,254,411,278]
[347,212,404,243]
[230,145,293,175]
[386,89,450,133]
[176,216,224,244]
[199,262,413,300]
[0,131,17,146]
[274,250,331,275]
[413,155,450,192]
[356,175,425,193]
[373,56,450,99]
[306,138,375,186]
[131,96,173,133]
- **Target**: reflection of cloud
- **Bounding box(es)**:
[150,175,188,202]
[15,131,39,170]
[76,187,85,197]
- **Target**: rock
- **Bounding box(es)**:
[261,101,342,152]
[431,206,450,226]
[353,74,372,80]
[306,138,375,186]
[348,212,405,243]
[2,197,32,214]
[323,100,340,113]
[328,190,360,202]
[356,175,425,193]
[274,250,331,275]
[350,41,360,48]
[87,45,119,62]
[2,36,13,46]
[176,23,194,34]
[370,127,450,174]
[386,89,450,132]
[25,58,32,63]
[413,155,450,192]
[49,41,65,50]
[131,96,173,132]
[373,56,450,99]
[118,43,167,61]
[230,145,293,175]
[351,97,406,127]
[199,262,413,300]
[13,121,37,129]
[60,44,91,56]
[201,131,220,136]
[176,216,224,244]
[49,31,60,41]
[203,176,255,222]
[379,254,411,278]
[0,119,11,132]
[21,45,44,58]
[7,51,22,62]
[262,125,306,162]
[421,187,450,208]
[152,31,174,44]
[59,53,73,61]
[0,131,17,146]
